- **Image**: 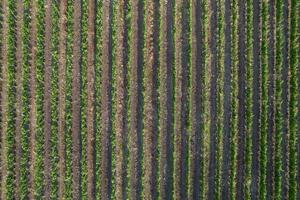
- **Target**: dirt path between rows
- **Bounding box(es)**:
[43,0,53,198]
[71,0,82,199]
[57,0,67,198]
[87,0,96,197]
[0,0,9,199]
[14,0,24,198]
[129,0,143,199]
[115,0,128,199]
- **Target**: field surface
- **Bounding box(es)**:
[0,0,299,199]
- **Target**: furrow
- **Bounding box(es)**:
[143,0,159,199]
[245,0,253,197]
[221,0,232,197]
[101,0,113,199]
[174,0,190,199]
[71,0,82,198]
[43,0,53,198]
[28,0,38,198]
[266,0,275,198]
[236,0,247,197]
[129,0,143,199]
[280,0,290,197]
[251,0,261,198]
[207,0,218,197]
[57,0,67,198]
[86,0,96,198]
[0,0,8,199]
[159,0,174,199]
[14,0,24,198]
[115,0,129,199]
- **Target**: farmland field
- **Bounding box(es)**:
[0,0,299,199]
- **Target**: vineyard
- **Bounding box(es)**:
[0,0,299,199]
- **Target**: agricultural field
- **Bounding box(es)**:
[0,0,299,199]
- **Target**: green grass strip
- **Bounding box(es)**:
[230,0,238,198]
[245,0,253,198]
[34,0,45,198]
[20,0,31,198]
[288,0,298,198]
[216,0,225,198]
[259,1,268,198]
[5,0,17,198]
[64,0,74,198]
[80,0,88,198]
[274,0,283,198]
[95,0,102,198]
[50,0,59,198]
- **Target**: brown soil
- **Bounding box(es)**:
[71,0,82,199]
[115,0,128,199]
[250,0,261,198]
[158,0,174,199]
[87,0,96,198]
[174,0,189,199]
[143,0,159,199]
[14,0,24,198]
[0,0,8,199]
[266,0,275,198]
[57,0,67,198]
[189,0,204,199]
[221,0,232,197]
[129,0,143,199]
[101,0,113,199]
[28,0,38,198]
[43,0,53,198]
[236,0,246,198]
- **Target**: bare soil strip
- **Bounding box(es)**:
[143,0,159,199]
[43,0,53,198]
[159,0,174,199]
[189,0,204,199]
[57,0,67,198]
[174,0,189,199]
[87,0,96,197]
[221,0,232,197]
[251,0,261,198]
[101,0,113,199]
[129,1,144,199]
[71,0,82,198]
[207,0,218,198]
[236,0,247,198]
[266,0,275,198]
[115,0,128,199]
[28,0,38,198]
[280,0,289,197]
[0,0,8,199]
[14,0,24,198]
